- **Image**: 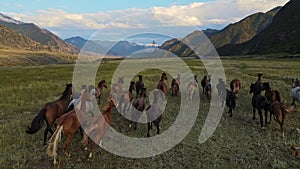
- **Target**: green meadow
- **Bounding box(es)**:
[1,58,300,169]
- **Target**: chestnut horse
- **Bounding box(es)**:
[269,90,296,137]
[230,79,241,94]
[82,96,116,159]
[26,84,73,144]
[96,80,108,105]
[157,73,168,95]
[171,74,180,96]
[47,87,93,165]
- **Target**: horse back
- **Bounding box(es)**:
[252,95,268,109]
[56,109,76,126]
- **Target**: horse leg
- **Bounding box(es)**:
[252,107,256,120]
[155,121,160,134]
[291,99,296,107]
[258,110,263,128]
[44,124,50,145]
[147,122,151,137]
[63,135,74,157]
[134,122,137,130]
[80,126,84,137]
[88,141,96,159]
[264,109,268,126]
[229,108,233,117]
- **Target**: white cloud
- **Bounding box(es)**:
[4,0,289,39]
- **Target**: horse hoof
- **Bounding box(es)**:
[230,115,232,117]
[88,153,92,159]
[147,134,150,137]
[65,153,71,158]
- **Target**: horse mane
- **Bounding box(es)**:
[59,84,72,100]
[98,80,106,87]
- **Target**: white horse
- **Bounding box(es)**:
[292,87,300,106]
[68,85,96,114]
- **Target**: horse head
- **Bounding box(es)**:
[130,81,136,92]
[98,80,107,89]
[161,73,167,81]
[249,83,255,94]
[262,82,271,91]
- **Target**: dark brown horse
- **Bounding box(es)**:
[46,87,92,165]
[146,89,162,137]
[96,80,108,105]
[269,90,296,137]
[157,73,168,95]
[130,88,147,129]
[82,95,116,159]
[249,83,268,128]
[171,74,180,96]
[230,79,241,94]
[226,89,237,117]
[26,84,73,144]
[201,75,211,99]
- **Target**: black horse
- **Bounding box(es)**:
[249,83,268,128]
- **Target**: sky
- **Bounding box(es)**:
[0,0,290,43]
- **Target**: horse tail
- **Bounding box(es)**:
[26,107,46,134]
[283,106,294,114]
[47,125,63,157]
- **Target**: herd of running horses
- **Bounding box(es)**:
[25,73,300,165]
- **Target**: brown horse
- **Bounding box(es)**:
[130,88,147,129]
[46,87,92,165]
[230,79,241,94]
[157,73,168,95]
[118,81,135,115]
[269,90,296,137]
[171,74,180,96]
[146,89,162,137]
[26,84,73,144]
[96,80,108,105]
[82,96,116,159]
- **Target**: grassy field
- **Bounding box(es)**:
[1,58,300,169]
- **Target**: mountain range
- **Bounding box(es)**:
[0,13,78,54]
[65,36,151,57]
[218,0,300,55]
[160,6,282,57]
[1,0,299,59]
